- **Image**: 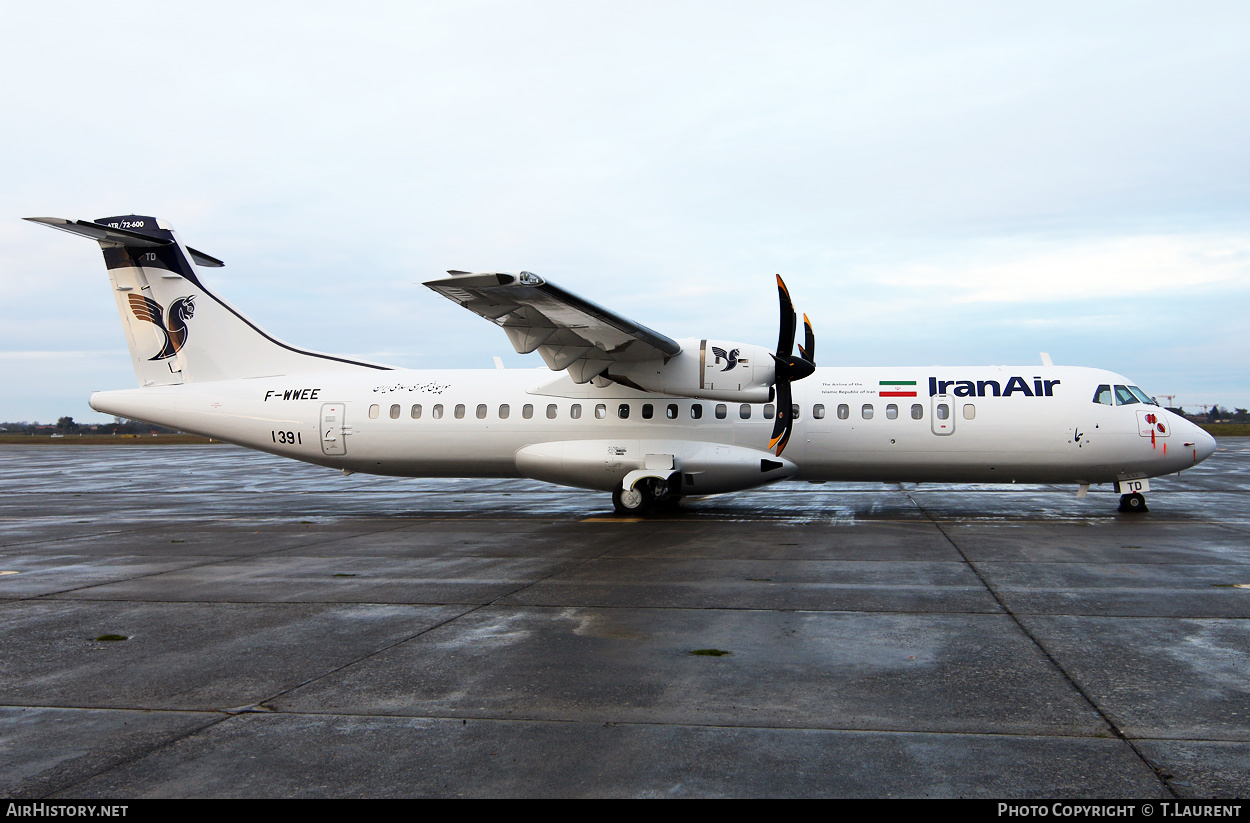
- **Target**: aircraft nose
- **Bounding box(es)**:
[1195,428,1217,463]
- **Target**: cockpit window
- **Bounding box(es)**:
[1093,385,1113,405]
[1113,385,1139,405]
[1128,386,1157,405]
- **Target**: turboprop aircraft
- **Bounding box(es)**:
[26,215,1217,515]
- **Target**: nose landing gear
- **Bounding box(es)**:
[612,476,677,516]
[1119,492,1148,513]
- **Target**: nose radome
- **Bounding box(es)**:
[1196,428,1217,462]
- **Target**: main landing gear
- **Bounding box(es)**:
[612,477,677,516]
[1118,492,1148,513]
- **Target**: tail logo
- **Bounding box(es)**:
[128,294,196,360]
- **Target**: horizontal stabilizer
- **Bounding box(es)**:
[25,217,224,267]
[25,217,169,247]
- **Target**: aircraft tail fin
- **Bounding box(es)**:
[25,215,392,386]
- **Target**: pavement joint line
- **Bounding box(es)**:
[0,513,422,550]
[12,520,423,603]
[901,485,1182,799]
[1209,521,1250,538]
[249,522,672,714]
[4,703,1247,744]
[18,598,1012,615]
[31,709,234,799]
[14,597,1248,618]
[0,702,1164,742]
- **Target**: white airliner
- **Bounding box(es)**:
[27,214,1217,515]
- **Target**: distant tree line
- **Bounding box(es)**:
[1202,406,1250,424]
[1169,406,1249,424]
[0,417,181,435]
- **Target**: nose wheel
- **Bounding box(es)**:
[1119,492,1148,513]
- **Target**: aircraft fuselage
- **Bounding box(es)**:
[90,364,1215,494]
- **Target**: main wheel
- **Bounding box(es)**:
[1118,492,1148,513]
[613,480,651,516]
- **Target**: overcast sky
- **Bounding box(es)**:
[3,1,1248,423]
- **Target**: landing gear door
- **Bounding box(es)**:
[931,395,955,435]
[320,403,348,456]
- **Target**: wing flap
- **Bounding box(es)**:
[424,270,681,380]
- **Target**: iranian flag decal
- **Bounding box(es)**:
[879,380,917,397]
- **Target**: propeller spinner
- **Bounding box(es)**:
[769,275,816,456]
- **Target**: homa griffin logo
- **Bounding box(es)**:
[928,376,1061,397]
[711,347,745,371]
[127,294,196,360]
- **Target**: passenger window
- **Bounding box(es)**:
[570,404,581,420]
[963,404,976,420]
[369,404,380,419]
[547,404,558,419]
[691,404,703,420]
[522,404,534,419]
[764,404,776,420]
[595,404,607,419]
[837,404,849,420]
[432,404,443,419]
[740,404,752,420]
[618,404,630,419]
[498,404,509,419]
[667,404,678,419]
[411,404,422,419]
[715,404,727,419]
[791,404,800,420]
[886,404,898,420]
[862,404,874,420]
[454,404,466,419]
[389,404,401,419]
[936,404,950,420]
[476,404,488,419]
[911,404,923,420]
[1093,385,1113,405]
[642,404,654,420]
[813,404,825,420]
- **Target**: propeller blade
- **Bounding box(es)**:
[776,275,796,359]
[769,372,793,456]
[798,313,815,365]
[769,276,813,457]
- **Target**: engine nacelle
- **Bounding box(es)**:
[609,338,776,403]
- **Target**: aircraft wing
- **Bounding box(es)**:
[423,271,681,383]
